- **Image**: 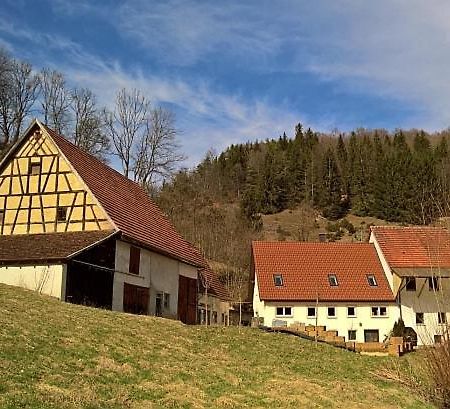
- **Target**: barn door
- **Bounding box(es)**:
[178,275,197,324]
[123,283,149,315]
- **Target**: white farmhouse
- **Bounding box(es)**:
[251,241,399,343]
[370,226,450,345]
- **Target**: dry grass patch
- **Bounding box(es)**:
[0,284,435,408]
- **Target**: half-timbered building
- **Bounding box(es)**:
[0,119,204,323]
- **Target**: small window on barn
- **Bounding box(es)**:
[405,277,416,291]
[273,274,283,287]
[416,312,424,325]
[163,293,170,310]
[438,312,447,325]
[429,277,440,291]
[29,161,41,175]
[367,275,378,287]
[129,246,141,275]
[328,274,338,287]
[56,206,67,222]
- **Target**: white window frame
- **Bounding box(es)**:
[416,312,424,325]
[348,330,357,341]
[328,274,338,287]
[347,306,356,318]
[327,306,336,318]
[275,306,293,317]
[307,306,317,319]
[367,274,378,287]
[273,274,284,287]
[371,306,388,317]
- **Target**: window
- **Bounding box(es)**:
[367,275,378,287]
[371,306,388,317]
[163,293,170,310]
[405,277,416,291]
[212,311,218,324]
[429,277,440,291]
[434,334,443,344]
[29,161,41,175]
[273,274,283,286]
[275,306,292,317]
[155,292,163,316]
[328,274,338,287]
[348,330,357,341]
[129,246,141,275]
[56,206,67,222]
[438,312,447,324]
[0,210,4,225]
[416,312,424,325]
[327,307,336,317]
[347,306,356,317]
[307,307,316,318]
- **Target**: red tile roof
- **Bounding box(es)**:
[199,267,231,301]
[252,241,394,302]
[371,226,450,268]
[43,124,205,268]
[0,230,116,263]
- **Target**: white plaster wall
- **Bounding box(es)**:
[257,301,399,343]
[112,240,198,319]
[0,264,65,299]
[252,273,265,320]
[369,232,394,291]
[399,278,450,345]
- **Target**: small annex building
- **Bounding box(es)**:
[198,267,232,325]
[251,241,398,343]
[0,120,205,324]
[370,226,450,344]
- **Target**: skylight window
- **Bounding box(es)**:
[328,274,338,287]
[273,274,283,287]
[367,275,378,287]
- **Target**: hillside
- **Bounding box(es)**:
[0,284,433,408]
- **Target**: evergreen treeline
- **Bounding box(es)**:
[160,124,450,231]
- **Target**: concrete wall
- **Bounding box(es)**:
[0,263,65,298]
[113,240,198,318]
[254,291,399,343]
[399,278,450,345]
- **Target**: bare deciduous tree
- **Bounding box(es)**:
[104,88,149,178]
[39,68,71,133]
[104,88,184,187]
[71,88,110,161]
[134,107,184,188]
[0,49,40,147]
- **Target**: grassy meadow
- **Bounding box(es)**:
[0,284,434,408]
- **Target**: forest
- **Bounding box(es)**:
[156,125,450,276]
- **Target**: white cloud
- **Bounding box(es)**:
[113,0,450,129]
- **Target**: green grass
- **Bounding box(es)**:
[0,284,434,408]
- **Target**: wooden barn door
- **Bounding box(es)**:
[178,275,197,324]
[123,283,149,315]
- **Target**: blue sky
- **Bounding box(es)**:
[1,0,449,166]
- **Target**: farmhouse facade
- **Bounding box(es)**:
[370,226,450,345]
[252,242,398,343]
[0,120,206,324]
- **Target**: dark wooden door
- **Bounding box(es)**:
[178,275,197,324]
[364,329,379,343]
[123,283,149,315]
